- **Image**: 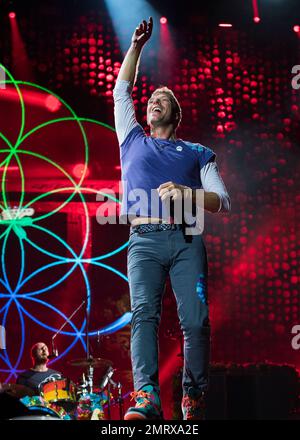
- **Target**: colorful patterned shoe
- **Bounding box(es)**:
[181,391,206,420]
[124,385,162,420]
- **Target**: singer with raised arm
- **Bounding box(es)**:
[16,342,62,394]
[113,17,230,421]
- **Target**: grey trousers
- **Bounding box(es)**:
[127,227,210,396]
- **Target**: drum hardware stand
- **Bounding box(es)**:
[77,372,88,397]
[75,360,95,396]
[107,380,124,420]
[107,381,111,420]
[99,365,115,390]
[99,366,114,420]
[87,364,94,394]
[101,367,124,420]
[116,381,124,420]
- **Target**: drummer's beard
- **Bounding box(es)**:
[35,354,48,365]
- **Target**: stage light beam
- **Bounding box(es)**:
[9,11,33,81]
[103,0,160,54]
[158,14,177,82]
[252,0,260,24]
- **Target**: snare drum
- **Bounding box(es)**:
[40,378,76,404]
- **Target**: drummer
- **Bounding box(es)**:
[16,342,62,395]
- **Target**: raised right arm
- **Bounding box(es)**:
[113,18,153,145]
[118,17,153,84]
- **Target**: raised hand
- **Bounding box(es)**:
[131,17,153,48]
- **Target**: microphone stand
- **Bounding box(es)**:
[86,299,90,361]
[85,298,94,393]
[51,300,86,358]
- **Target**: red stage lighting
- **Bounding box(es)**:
[45,95,61,112]
[293,25,300,33]
[252,0,260,25]
[218,23,232,28]
[0,166,19,171]
[9,12,16,19]
[72,163,90,179]
[160,17,167,25]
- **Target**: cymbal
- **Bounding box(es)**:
[67,357,112,369]
[1,383,35,398]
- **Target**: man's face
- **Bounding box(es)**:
[33,343,49,363]
[147,93,174,128]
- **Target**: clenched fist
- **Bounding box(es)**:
[157,181,193,202]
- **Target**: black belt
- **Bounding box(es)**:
[130,223,184,235]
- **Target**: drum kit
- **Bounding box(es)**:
[2,355,124,420]
[1,297,126,420]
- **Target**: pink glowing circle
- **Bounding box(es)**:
[72,163,90,179]
[45,95,62,112]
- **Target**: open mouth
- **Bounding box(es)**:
[151,107,162,114]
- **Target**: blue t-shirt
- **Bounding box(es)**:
[119,124,215,223]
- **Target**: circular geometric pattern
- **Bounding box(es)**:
[0,65,131,382]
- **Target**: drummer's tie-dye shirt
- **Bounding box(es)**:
[16,368,62,394]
